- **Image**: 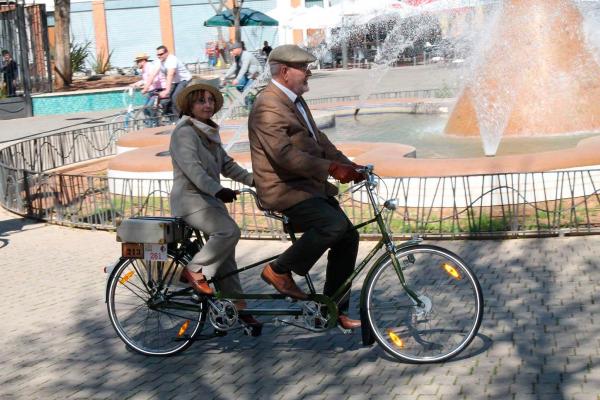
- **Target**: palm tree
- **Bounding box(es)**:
[54,0,72,88]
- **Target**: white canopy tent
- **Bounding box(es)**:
[267,0,485,46]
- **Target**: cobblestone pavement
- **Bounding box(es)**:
[1,207,599,400]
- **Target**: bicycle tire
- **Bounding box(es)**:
[107,251,207,356]
[364,244,483,363]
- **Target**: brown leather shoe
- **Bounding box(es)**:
[338,314,361,329]
[181,268,214,295]
[261,263,309,300]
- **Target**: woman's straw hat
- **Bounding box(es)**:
[134,52,151,62]
[176,78,224,114]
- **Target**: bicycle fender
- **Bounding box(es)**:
[105,257,126,303]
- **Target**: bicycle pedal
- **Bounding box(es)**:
[242,324,263,337]
[214,329,227,337]
[338,326,352,335]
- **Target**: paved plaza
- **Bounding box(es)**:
[1,205,599,399]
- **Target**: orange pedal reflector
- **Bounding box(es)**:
[387,329,404,348]
[442,263,461,280]
[178,320,190,337]
[119,271,134,285]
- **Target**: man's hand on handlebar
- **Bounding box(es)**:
[328,162,365,184]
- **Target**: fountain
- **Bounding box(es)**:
[105,0,600,189]
[445,0,600,155]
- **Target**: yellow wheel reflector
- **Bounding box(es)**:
[119,271,134,284]
[387,329,404,348]
[178,320,190,337]
[442,263,461,280]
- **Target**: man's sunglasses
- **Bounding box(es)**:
[285,63,310,73]
[156,52,166,56]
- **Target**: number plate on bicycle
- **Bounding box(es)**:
[143,243,168,262]
[122,243,143,258]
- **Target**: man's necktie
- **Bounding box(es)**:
[295,97,317,141]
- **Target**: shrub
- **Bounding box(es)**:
[90,48,114,74]
[70,41,91,73]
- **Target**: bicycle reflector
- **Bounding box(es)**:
[119,271,134,285]
[177,320,190,337]
[442,263,461,280]
[387,329,404,348]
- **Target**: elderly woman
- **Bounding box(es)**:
[170,79,260,329]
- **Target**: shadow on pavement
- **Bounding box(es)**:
[0,216,45,248]
[1,237,599,399]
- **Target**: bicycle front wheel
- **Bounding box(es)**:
[107,253,207,356]
[365,244,483,363]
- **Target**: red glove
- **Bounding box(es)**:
[328,162,362,184]
[350,162,367,183]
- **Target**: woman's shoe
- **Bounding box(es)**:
[180,268,214,295]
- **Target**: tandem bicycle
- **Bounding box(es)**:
[105,165,483,363]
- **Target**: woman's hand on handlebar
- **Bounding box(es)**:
[215,188,239,203]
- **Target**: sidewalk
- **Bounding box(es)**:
[0,205,598,399]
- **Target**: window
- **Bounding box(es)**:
[305,0,323,8]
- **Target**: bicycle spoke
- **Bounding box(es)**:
[365,245,482,363]
[108,253,207,356]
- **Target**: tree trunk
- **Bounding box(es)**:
[54,0,72,88]
[233,6,241,42]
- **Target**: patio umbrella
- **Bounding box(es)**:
[204,7,278,27]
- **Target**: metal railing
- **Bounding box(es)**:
[217,87,459,119]
[2,92,600,239]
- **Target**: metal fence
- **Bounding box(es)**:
[2,120,600,239]
[0,2,52,99]
[219,87,459,120]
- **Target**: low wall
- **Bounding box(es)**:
[31,87,145,116]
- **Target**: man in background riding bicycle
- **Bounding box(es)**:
[223,42,262,93]
[143,45,191,117]
[248,45,365,330]
[131,52,166,125]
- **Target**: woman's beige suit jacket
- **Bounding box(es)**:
[248,82,352,211]
[169,118,253,217]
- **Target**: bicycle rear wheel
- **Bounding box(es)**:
[107,253,207,356]
[364,244,483,363]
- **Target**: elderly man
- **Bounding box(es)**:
[224,42,262,92]
[248,45,364,330]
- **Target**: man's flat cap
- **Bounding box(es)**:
[268,45,316,64]
[231,42,243,49]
